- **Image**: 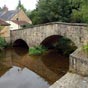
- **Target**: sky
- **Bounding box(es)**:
[0,0,38,10]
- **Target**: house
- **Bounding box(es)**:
[0,5,32,37]
[6,20,29,30]
[0,5,32,30]
[0,19,10,37]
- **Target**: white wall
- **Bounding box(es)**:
[6,21,21,30]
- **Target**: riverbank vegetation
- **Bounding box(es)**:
[0,37,7,51]
[29,45,47,55]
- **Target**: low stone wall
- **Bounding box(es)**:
[69,48,88,76]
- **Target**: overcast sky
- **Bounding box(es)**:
[0,0,38,10]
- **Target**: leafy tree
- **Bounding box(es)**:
[16,0,26,12]
[71,0,88,23]
[29,0,82,25]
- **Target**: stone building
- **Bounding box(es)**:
[0,5,32,37]
[0,19,10,37]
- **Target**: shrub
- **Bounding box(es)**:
[21,24,34,28]
[29,45,47,55]
[0,37,7,50]
[82,44,88,53]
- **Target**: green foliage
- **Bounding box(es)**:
[0,37,7,50]
[71,0,88,23]
[28,0,82,25]
[21,24,34,28]
[82,44,88,53]
[27,0,88,24]
[29,0,71,24]
[16,0,26,12]
[54,37,77,56]
[29,45,47,55]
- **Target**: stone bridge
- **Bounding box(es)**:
[10,22,88,47]
[10,22,88,88]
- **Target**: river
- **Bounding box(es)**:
[0,47,69,88]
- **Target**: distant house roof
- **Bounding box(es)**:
[0,10,20,21]
[12,20,29,25]
[0,19,10,26]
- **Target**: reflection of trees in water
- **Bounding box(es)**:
[41,50,69,75]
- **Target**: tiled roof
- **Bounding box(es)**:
[0,10,20,21]
[12,20,29,25]
[0,19,10,26]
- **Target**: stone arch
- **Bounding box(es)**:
[12,39,29,55]
[40,35,77,79]
[41,35,62,49]
[40,35,77,50]
[13,39,29,48]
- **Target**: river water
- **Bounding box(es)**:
[0,47,69,88]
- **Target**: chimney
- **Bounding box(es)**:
[3,5,8,12]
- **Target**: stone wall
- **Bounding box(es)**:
[10,22,88,48]
[0,26,10,37]
[69,48,88,76]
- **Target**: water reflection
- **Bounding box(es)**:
[0,47,69,87]
[42,50,69,75]
[0,66,49,88]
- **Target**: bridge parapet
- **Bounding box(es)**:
[69,48,88,76]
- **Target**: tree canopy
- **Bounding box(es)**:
[16,0,26,12]
[28,0,88,25]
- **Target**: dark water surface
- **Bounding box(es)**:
[0,47,69,88]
